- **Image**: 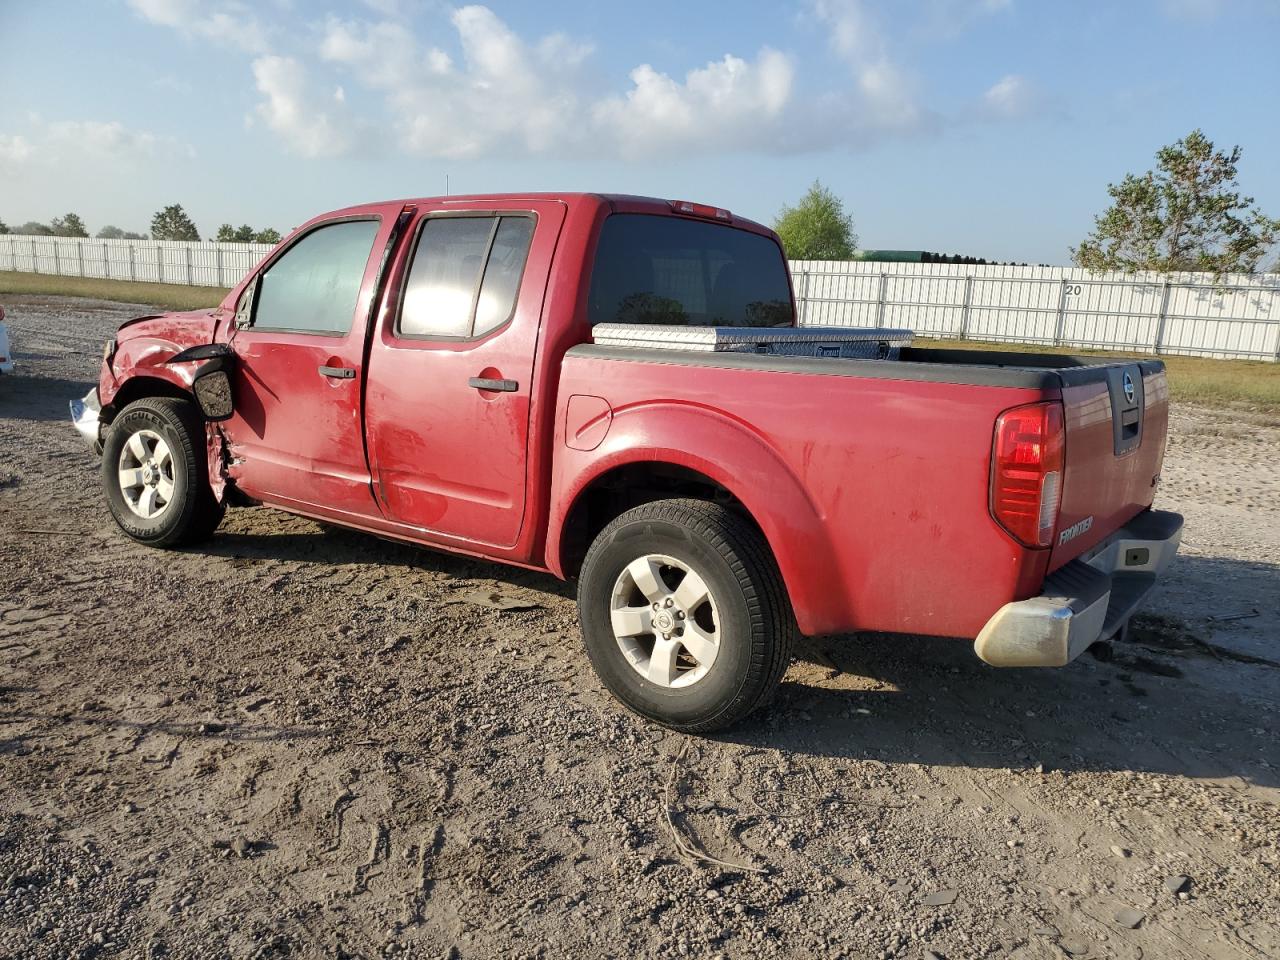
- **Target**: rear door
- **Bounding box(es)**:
[217,207,403,516]
[363,199,566,548]
[1048,361,1169,569]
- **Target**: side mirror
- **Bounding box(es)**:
[168,343,236,421]
[192,355,235,421]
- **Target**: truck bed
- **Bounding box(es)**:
[555,341,1168,639]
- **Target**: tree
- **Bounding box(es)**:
[51,213,89,237]
[17,221,53,236]
[0,218,8,235]
[151,204,200,241]
[215,223,281,243]
[216,223,256,242]
[96,225,148,240]
[1072,130,1280,276]
[773,180,858,260]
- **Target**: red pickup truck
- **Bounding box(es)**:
[71,193,1182,731]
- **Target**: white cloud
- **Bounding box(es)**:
[320,16,447,87]
[0,134,34,166]
[982,73,1035,118]
[127,0,196,28]
[593,50,794,153]
[131,0,1019,161]
[47,120,158,155]
[537,33,595,70]
[809,0,925,130]
[251,56,354,158]
[318,6,583,159]
[127,0,268,53]
[318,7,804,159]
[0,119,193,180]
[40,119,196,159]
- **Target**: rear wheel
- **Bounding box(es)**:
[102,397,225,547]
[577,499,795,733]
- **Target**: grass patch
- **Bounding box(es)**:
[924,336,1280,416]
[0,271,229,311]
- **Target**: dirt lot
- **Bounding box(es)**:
[1,295,1277,960]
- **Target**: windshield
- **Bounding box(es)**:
[588,214,794,328]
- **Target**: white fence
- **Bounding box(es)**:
[0,234,272,289]
[792,260,1280,361]
[2,235,1278,360]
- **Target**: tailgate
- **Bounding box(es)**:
[1049,361,1169,570]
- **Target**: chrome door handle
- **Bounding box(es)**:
[468,377,518,392]
[319,365,356,379]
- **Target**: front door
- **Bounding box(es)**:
[363,200,566,548]
[217,208,401,517]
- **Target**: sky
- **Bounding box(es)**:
[1,0,1278,264]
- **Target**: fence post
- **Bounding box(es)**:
[128,243,136,281]
[77,239,85,277]
[102,241,109,279]
[30,236,38,274]
[215,245,224,288]
[959,275,974,339]
[185,245,194,285]
[52,239,61,277]
[1052,279,1069,345]
[876,272,888,326]
[1152,279,1172,354]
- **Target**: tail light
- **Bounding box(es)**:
[991,401,1064,548]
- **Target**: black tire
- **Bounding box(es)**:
[577,499,796,733]
[101,396,225,548]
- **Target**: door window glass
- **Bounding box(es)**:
[254,220,379,335]
[399,215,535,338]
[475,218,535,336]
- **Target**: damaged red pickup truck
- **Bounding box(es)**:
[72,193,1182,731]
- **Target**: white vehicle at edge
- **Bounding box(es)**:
[0,306,14,374]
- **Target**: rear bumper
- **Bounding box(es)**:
[70,389,104,454]
[974,509,1183,667]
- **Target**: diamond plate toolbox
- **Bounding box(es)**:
[591,324,914,360]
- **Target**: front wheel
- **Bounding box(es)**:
[577,499,796,733]
[101,397,225,547]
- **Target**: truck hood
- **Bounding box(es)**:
[116,309,221,350]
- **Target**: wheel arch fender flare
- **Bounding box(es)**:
[548,400,851,636]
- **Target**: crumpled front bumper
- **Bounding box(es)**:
[974,509,1184,667]
[70,388,104,454]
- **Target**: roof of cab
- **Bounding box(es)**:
[314,193,775,237]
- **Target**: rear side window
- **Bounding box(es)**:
[399,215,535,339]
[253,219,379,335]
[588,214,794,328]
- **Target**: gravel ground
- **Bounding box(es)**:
[1,294,1277,960]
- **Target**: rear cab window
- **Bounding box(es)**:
[588,214,794,328]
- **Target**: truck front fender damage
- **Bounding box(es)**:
[207,428,229,503]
